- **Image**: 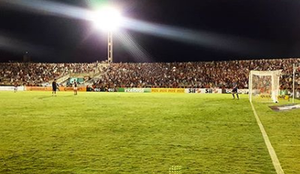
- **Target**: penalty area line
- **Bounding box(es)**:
[250,102,284,174]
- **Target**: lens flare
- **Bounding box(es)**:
[89,7,122,31]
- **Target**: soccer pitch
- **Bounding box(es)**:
[0,92,299,173]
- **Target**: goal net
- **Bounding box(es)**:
[249,70,282,103]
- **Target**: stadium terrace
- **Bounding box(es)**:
[0,58,299,92]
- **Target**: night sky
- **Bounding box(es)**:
[1,0,300,63]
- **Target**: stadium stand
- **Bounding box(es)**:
[0,62,100,86]
[1,58,300,91]
[92,58,300,90]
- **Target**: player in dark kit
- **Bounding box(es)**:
[73,80,78,95]
[52,79,58,96]
[14,82,18,93]
[232,84,239,99]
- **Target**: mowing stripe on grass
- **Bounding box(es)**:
[250,102,284,174]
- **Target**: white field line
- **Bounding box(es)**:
[280,144,300,147]
[201,121,253,125]
[250,102,284,174]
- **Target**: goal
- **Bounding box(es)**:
[249,70,282,103]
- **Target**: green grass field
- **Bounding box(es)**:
[0,91,299,174]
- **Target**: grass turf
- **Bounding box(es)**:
[252,100,300,174]
[0,91,299,173]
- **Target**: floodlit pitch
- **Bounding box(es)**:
[0,92,299,173]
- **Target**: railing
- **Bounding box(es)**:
[57,74,70,84]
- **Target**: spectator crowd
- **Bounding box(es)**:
[1,58,300,90]
[93,58,300,90]
[0,62,98,86]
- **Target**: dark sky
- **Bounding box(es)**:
[1,0,300,63]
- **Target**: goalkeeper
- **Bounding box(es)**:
[232,84,239,99]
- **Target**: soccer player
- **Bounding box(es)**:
[52,79,57,96]
[232,83,239,99]
[73,80,78,95]
[14,82,18,93]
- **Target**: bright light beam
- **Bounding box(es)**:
[116,31,153,62]
[0,0,90,21]
[90,7,122,31]
[122,18,275,55]
[1,0,123,30]
[1,0,277,56]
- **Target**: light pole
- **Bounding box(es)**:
[108,31,113,63]
[90,7,122,63]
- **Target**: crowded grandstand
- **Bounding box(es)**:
[1,58,299,93]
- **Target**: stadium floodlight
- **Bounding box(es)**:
[89,7,122,63]
[91,7,122,31]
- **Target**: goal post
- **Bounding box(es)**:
[249,70,282,103]
[293,63,300,103]
[293,64,295,103]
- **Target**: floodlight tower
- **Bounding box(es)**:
[91,7,122,63]
[108,31,113,63]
